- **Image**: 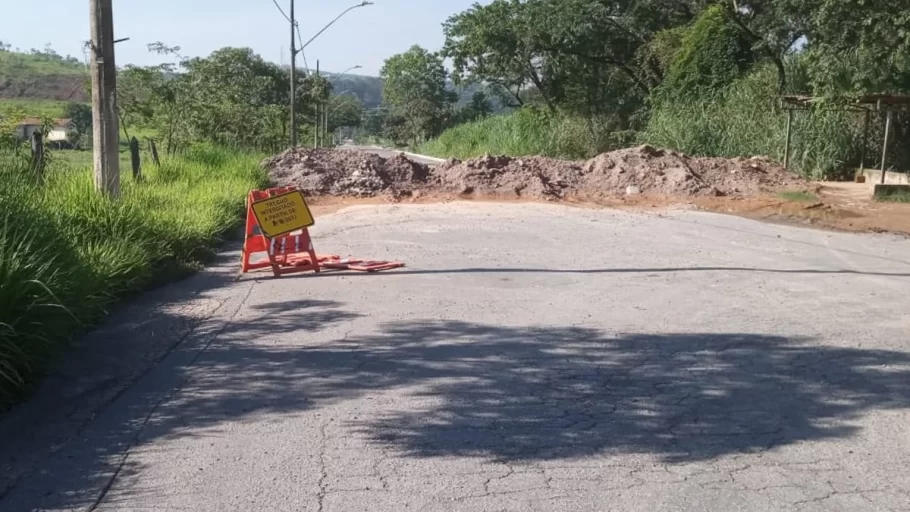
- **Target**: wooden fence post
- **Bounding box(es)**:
[129,136,142,180]
[30,130,45,179]
[148,139,161,166]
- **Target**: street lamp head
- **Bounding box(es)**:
[359,1,374,6]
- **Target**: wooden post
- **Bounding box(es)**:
[148,139,161,166]
[783,108,794,171]
[90,0,121,197]
[129,136,141,180]
[323,98,329,147]
[880,108,893,184]
[859,109,871,170]
[30,130,45,178]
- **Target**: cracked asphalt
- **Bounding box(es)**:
[2,202,910,511]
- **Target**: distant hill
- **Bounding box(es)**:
[0,49,89,102]
[0,46,498,112]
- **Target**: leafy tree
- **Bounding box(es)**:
[326,94,364,133]
[380,45,455,144]
[443,0,539,108]
[660,5,754,99]
[116,66,160,140]
[179,47,290,151]
[63,102,92,148]
[805,0,910,95]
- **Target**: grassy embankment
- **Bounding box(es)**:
[0,145,266,407]
[418,67,863,181]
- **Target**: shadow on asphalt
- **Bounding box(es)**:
[8,298,910,509]
[196,308,910,465]
[302,266,910,278]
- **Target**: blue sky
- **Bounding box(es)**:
[0,0,488,75]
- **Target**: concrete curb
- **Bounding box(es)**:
[400,150,447,165]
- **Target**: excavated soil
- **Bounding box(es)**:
[264,145,806,201]
[263,148,429,199]
[263,147,910,235]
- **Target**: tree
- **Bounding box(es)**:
[380,45,455,144]
[804,0,910,95]
[180,47,291,151]
[443,0,538,108]
[327,94,364,133]
[116,66,159,140]
[659,5,754,99]
[63,102,92,148]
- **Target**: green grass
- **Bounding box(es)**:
[642,64,857,180]
[874,188,910,203]
[0,144,266,406]
[0,99,76,118]
[418,108,625,160]
[0,50,85,77]
[777,190,819,202]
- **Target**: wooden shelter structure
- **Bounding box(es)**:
[780,94,910,183]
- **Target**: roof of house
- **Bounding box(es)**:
[17,118,73,128]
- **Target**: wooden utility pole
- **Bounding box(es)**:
[90,0,121,197]
[289,0,298,147]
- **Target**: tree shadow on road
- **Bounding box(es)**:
[310,321,910,463]
[5,297,910,509]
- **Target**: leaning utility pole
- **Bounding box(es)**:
[89,0,121,197]
[289,0,298,147]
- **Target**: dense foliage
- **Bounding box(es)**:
[419,0,910,178]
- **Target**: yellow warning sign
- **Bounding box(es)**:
[251,190,315,238]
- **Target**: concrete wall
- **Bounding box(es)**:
[860,169,910,185]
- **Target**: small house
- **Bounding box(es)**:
[15,118,74,142]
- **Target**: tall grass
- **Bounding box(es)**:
[420,63,871,180]
[643,65,857,180]
[0,144,266,406]
[418,108,631,160]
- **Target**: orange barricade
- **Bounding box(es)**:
[241,186,406,278]
[241,187,326,277]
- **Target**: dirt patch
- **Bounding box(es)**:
[432,154,586,199]
[265,145,807,201]
[580,146,805,199]
[263,148,428,199]
[264,147,910,235]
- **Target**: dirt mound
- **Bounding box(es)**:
[433,154,585,200]
[262,148,429,198]
[263,146,806,201]
[580,145,805,198]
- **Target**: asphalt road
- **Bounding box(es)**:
[2,202,910,511]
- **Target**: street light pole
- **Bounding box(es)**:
[289,0,297,148]
[288,1,372,148]
[298,2,374,52]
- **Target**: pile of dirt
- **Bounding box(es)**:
[579,145,806,199]
[262,148,429,198]
[432,154,585,200]
[263,146,807,201]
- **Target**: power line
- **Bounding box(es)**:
[270,0,291,23]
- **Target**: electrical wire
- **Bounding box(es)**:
[295,24,310,72]
[270,0,291,23]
